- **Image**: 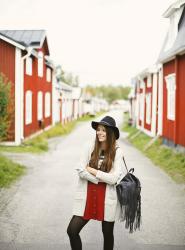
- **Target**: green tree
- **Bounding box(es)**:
[84,84,131,103]
[56,65,79,87]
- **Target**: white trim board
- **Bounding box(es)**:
[0,34,25,50]
[15,47,22,145]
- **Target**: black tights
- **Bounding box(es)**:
[67,215,115,250]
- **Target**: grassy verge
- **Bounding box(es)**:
[0,120,77,154]
[0,122,76,153]
[0,154,26,188]
[0,112,106,188]
[78,111,106,122]
[0,111,106,154]
[122,114,185,184]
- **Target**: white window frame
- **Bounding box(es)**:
[38,51,43,77]
[139,93,144,121]
[25,90,32,125]
[26,56,32,75]
[46,67,51,82]
[165,73,176,121]
[45,92,51,118]
[37,91,43,120]
[146,93,151,124]
[147,74,152,88]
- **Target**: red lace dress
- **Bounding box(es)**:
[83,152,106,221]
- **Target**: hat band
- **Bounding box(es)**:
[100,121,114,126]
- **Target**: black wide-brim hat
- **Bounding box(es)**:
[91,116,120,140]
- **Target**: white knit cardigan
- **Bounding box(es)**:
[72,143,127,222]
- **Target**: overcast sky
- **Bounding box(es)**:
[0,0,173,86]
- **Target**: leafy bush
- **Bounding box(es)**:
[0,73,13,141]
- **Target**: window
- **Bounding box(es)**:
[38,51,43,77]
[25,90,32,124]
[146,93,151,124]
[165,73,176,120]
[26,57,32,75]
[45,92,51,117]
[37,91,43,120]
[46,68,51,82]
[140,80,144,89]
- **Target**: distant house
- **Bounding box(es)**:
[52,77,74,124]
[80,90,108,116]
[158,0,185,149]
[130,65,163,137]
[72,87,82,120]
[128,79,137,126]
[111,99,130,113]
[93,97,109,113]
[0,30,53,145]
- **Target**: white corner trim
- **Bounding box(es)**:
[158,69,163,136]
[15,48,22,145]
[142,85,145,129]
[151,73,158,137]
[40,31,46,48]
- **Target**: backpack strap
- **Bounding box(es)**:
[116,146,135,174]
[122,157,134,173]
[122,156,129,173]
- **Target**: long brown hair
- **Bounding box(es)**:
[89,126,116,172]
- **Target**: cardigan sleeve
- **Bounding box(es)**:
[76,168,99,184]
[75,143,99,184]
[95,147,126,185]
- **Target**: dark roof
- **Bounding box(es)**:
[158,5,185,63]
[0,30,46,48]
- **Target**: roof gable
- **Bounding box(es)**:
[42,38,50,56]
[158,4,185,63]
[0,30,46,49]
[163,0,185,17]
[178,5,185,29]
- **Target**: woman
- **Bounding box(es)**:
[67,115,126,250]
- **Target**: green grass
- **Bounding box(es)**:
[0,121,77,154]
[146,139,185,183]
[122,113,139,138]
[78,115,96,122]
[0,154,26,188]
[78,111,106,122]
[0,112,107,188]
[43,120,77,138]
[122,114,185,183]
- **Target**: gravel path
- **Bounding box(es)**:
[0,110,184,250]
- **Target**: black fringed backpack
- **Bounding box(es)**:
[116,156,141,233]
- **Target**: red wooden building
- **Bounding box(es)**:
[0,30,53,145]
[158,1,185,150]
[130,65,163,137]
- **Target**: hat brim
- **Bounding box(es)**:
[91,121,120,140]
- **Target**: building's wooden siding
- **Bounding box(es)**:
[24,43,52,138]
[177,54,185,146]
[162,60,175,142]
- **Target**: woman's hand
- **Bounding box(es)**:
[86,166,98,176]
